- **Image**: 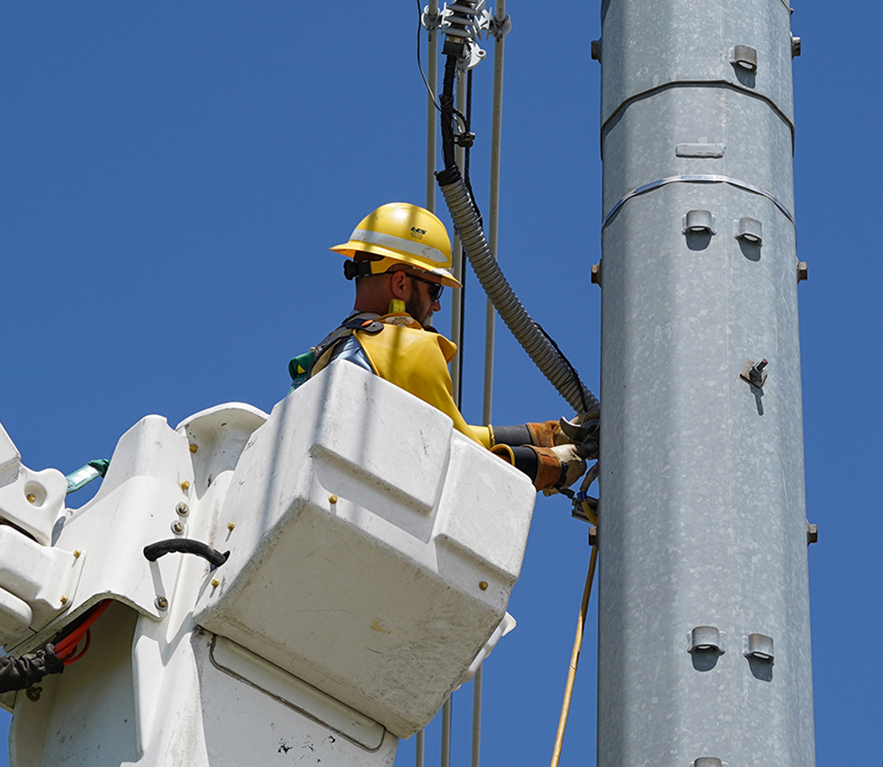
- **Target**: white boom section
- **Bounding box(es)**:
[0,362,535,766]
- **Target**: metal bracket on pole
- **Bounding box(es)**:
[422,4,443,31]
[487,11,511,41]
[740,358,769,389]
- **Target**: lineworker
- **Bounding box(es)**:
[289,202,592,493]
[0,644,63,694]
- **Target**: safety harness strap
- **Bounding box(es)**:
[289,312,384,390]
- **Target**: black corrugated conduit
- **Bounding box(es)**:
[436,10,598,415]
[436,164,599,414]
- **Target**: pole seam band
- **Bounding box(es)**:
[602,174,795,228]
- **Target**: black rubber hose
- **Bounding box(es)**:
[143,539,229,568]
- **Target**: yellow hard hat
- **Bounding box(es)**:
[331,202,461,288]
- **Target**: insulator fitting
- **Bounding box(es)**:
[443,1,481,42]
[438,1,489,70]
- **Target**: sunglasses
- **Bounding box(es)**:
[405,273,444,302]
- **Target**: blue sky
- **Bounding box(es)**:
[1,2,881,765]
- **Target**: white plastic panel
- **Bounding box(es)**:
[0,588,33,648]
[210,637,386,750]
[194,363,536,738]
[175,403,269,499]
[5,414,198,656]
[0,421,67,546]
[0,526,81,629]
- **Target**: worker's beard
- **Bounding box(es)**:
[405,294,433,329]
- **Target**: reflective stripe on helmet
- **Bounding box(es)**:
[350,228,447,265]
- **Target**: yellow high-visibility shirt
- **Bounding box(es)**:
[353,317,491,448]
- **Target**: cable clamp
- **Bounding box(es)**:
[421,5,443,32]
[454,131,476,148]
[487,12,511,41]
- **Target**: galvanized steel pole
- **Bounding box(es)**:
[596,1,815,765]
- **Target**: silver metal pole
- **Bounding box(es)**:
[425,0,439,214]
[450,74,467,406]
[596,2,815,766]
[482,0,507,426]
[472,7,509,765]
[470,664,483,767]
[415,729,425,767]
[440,696,453,767]
[418,9,437,765]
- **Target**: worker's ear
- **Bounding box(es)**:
[389,271,410,300]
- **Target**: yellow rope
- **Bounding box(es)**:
[550,530,598,767]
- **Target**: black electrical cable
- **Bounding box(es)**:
[440,53,458,170]
[465,67,474,182]
[463,67,483,226]
[534,321,591,414]
[415,0,442,112]
[433,19,601,417]
[454,67,475,402]
[143,539,229,568]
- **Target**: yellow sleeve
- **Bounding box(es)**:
[469,425,493,449]
[355,324,483,445]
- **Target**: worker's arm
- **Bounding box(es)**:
[488,412,600,460]
[490,443,586,492]
[464,423,572,451]
[483,413,600,491]
[355,323,592,489]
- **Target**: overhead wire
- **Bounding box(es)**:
[416,0,442,113]
[422,5,602,766]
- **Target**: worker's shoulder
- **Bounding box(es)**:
[358,316,457,363]
[342,316,384,335]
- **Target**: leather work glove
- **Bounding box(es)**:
[525,420,568,448]
[529,444,587,492]
[495,414,597,450]
[558,410,600,461]
[490,443,588,493]
[0,644,64,694]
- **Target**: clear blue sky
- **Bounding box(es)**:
[1,2,880,765]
